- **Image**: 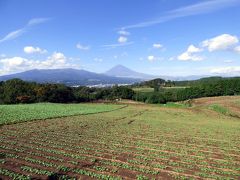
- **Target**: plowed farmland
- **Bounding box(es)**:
[1,97,240,179]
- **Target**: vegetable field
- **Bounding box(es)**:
[0,98,240,179]
[0,103,124,125]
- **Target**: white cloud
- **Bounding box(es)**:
[24,46,47,54]
[187,45,203,53]
[46,52,67,65]
[202,34,239,52]
[27,18,50,26]
[153,43,163,49]
[234,46,240,53]
[148,56,155,62]
[178,45,203,61]
[0,18,50,44]
[0,57,30,75]
[210,66,240,75]
[0,28,26,43]
[118,30,130,36]
[122,0,240,29]
[0,52,78,75]
[101,41,134,49]
[76,43,90,50]
[2,57,26,67]
[177,34,240,60]
[118,36,128,43]
[147,55,163,62]
[178,53,202,61]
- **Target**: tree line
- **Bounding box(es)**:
[134,77,240,104]
[0,79,135,104]
[0,77,240,104]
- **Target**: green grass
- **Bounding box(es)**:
[163,86,187,89]
[0,103,124,125]
[132,87,154,93]
[133,87,186,93]
[159,102,190,108]
[208,104,229,115]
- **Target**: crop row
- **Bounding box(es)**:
[2,139,239,179]
[37,130,240,160]
[0,168,30,180]
[30,135,240,173]
[0,150,123,180]
[2,132,240,175]
[26,133,240,169]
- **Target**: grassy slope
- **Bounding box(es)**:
[0,103,124,125]
[192,96,240,118]
[208,104,229,115]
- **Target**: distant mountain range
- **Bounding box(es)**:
[105,65,157,80]
[104,65,207,81]
[0,68,141,86]
[0,65,209,86]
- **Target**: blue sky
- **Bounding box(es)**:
[0,0,240,76]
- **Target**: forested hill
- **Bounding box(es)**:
[0,79,135,104]
[173,77,240,86]
[0,68,141,86]
[133,77,240,104]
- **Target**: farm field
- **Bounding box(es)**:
[132,87,154,93]
[0,103,124,125]
[132,87,186,93]
[0,97,240,179]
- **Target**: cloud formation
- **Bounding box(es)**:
[24,46,47,54]
[234,46,240,53]
[76,43,90,50]
[118,30,130,36]
[202,34,239,52]
[147,55,163,62]
[0,52,78,75]
[178,34,240,63]
[178,45,203,61]
[118,36,128,43]
[27,18,50,26]
[0,18,50,44]
[122,0,240,29]
[101,41,134,49]
[153,43,163,49]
